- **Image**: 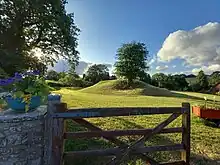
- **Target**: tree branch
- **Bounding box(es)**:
[28,26,44,49]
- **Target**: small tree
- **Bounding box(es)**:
[46,70,59,81]
[152,73,168,88]
[172,74,189,91]
[196,70,208,91]
[209,71,220,87]
[115,42,149,85]
[85,64,110,84]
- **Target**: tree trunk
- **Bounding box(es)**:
[128,78,133,87]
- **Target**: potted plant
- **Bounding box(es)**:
[0,70,50,112]
[192,96,220,126]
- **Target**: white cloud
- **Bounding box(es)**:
[48,60,112,75]
[156,65,169,71]
[172,70,192,75]
[157,22,220,67]
[75,61,93,75]
[192,64,220,75]
[172,65,176,68]
[149,59,155,65]
[149,55,158,65]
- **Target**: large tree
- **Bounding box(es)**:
[0,0,79,75]
[115,42,149,85]
[85,64,110,84]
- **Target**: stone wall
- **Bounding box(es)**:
[0,106,47,165]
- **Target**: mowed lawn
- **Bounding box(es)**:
[54,88,220,165]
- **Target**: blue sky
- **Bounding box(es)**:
[64,0,220,75]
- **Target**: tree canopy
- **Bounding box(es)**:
[196,70,209,91]
[0,0,79,75]
[209,71,220,87]
[46,70,59,81]
[152,73,168,88]
[152,73,188,91]
[114,42,149,85]
[84,64,110,84]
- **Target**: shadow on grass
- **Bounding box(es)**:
[170,92,220,107]
[171,92,220,103]
[49,86,61,91]
[64,118,220,165]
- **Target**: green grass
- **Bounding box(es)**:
[80,80,173,96]
[54,85,220,165]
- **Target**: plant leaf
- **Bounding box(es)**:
[14,91,24,98]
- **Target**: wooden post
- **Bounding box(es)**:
[45,96,61,165]
[52,103,67,165]
[181,103,190,165]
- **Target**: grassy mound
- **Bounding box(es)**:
[80,79,172,96]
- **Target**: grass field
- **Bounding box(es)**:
[54,83,220,165]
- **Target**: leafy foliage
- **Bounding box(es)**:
[0,67,8,79]
[152,73,188,91]
[59,75,93,87]
[138,72,151,84]
[0,71,50,111]
[46,70,60,81]
[84,64,110,84]
[46,80,66,87]
[0,0,79,75]
[58,72,67,80]
[171,74,188,91]
[209,71,220,87]
[152,73,168,88]
[196,70,209,91]
[115,42,149,85]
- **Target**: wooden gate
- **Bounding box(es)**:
[50,103,190,165]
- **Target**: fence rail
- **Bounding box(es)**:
[50,102,190,165]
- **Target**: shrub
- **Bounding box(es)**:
[59,75,93,87]
[47,81,66,87]
[113,79,146,90]
[82,80,93,87]
[46,70,59,81]
[0,67,8,78]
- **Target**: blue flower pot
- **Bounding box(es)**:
[48,94,61,101]
[5,96,41,112]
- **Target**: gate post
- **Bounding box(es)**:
[181,103,190,165]
[52,103,67,165]
[44,94,61,165]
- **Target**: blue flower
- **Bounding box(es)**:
[24,70,40,76]
[33,70,40,75]
[14,73,22,79]
[0,80,10,86]
[7,78,14,84]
